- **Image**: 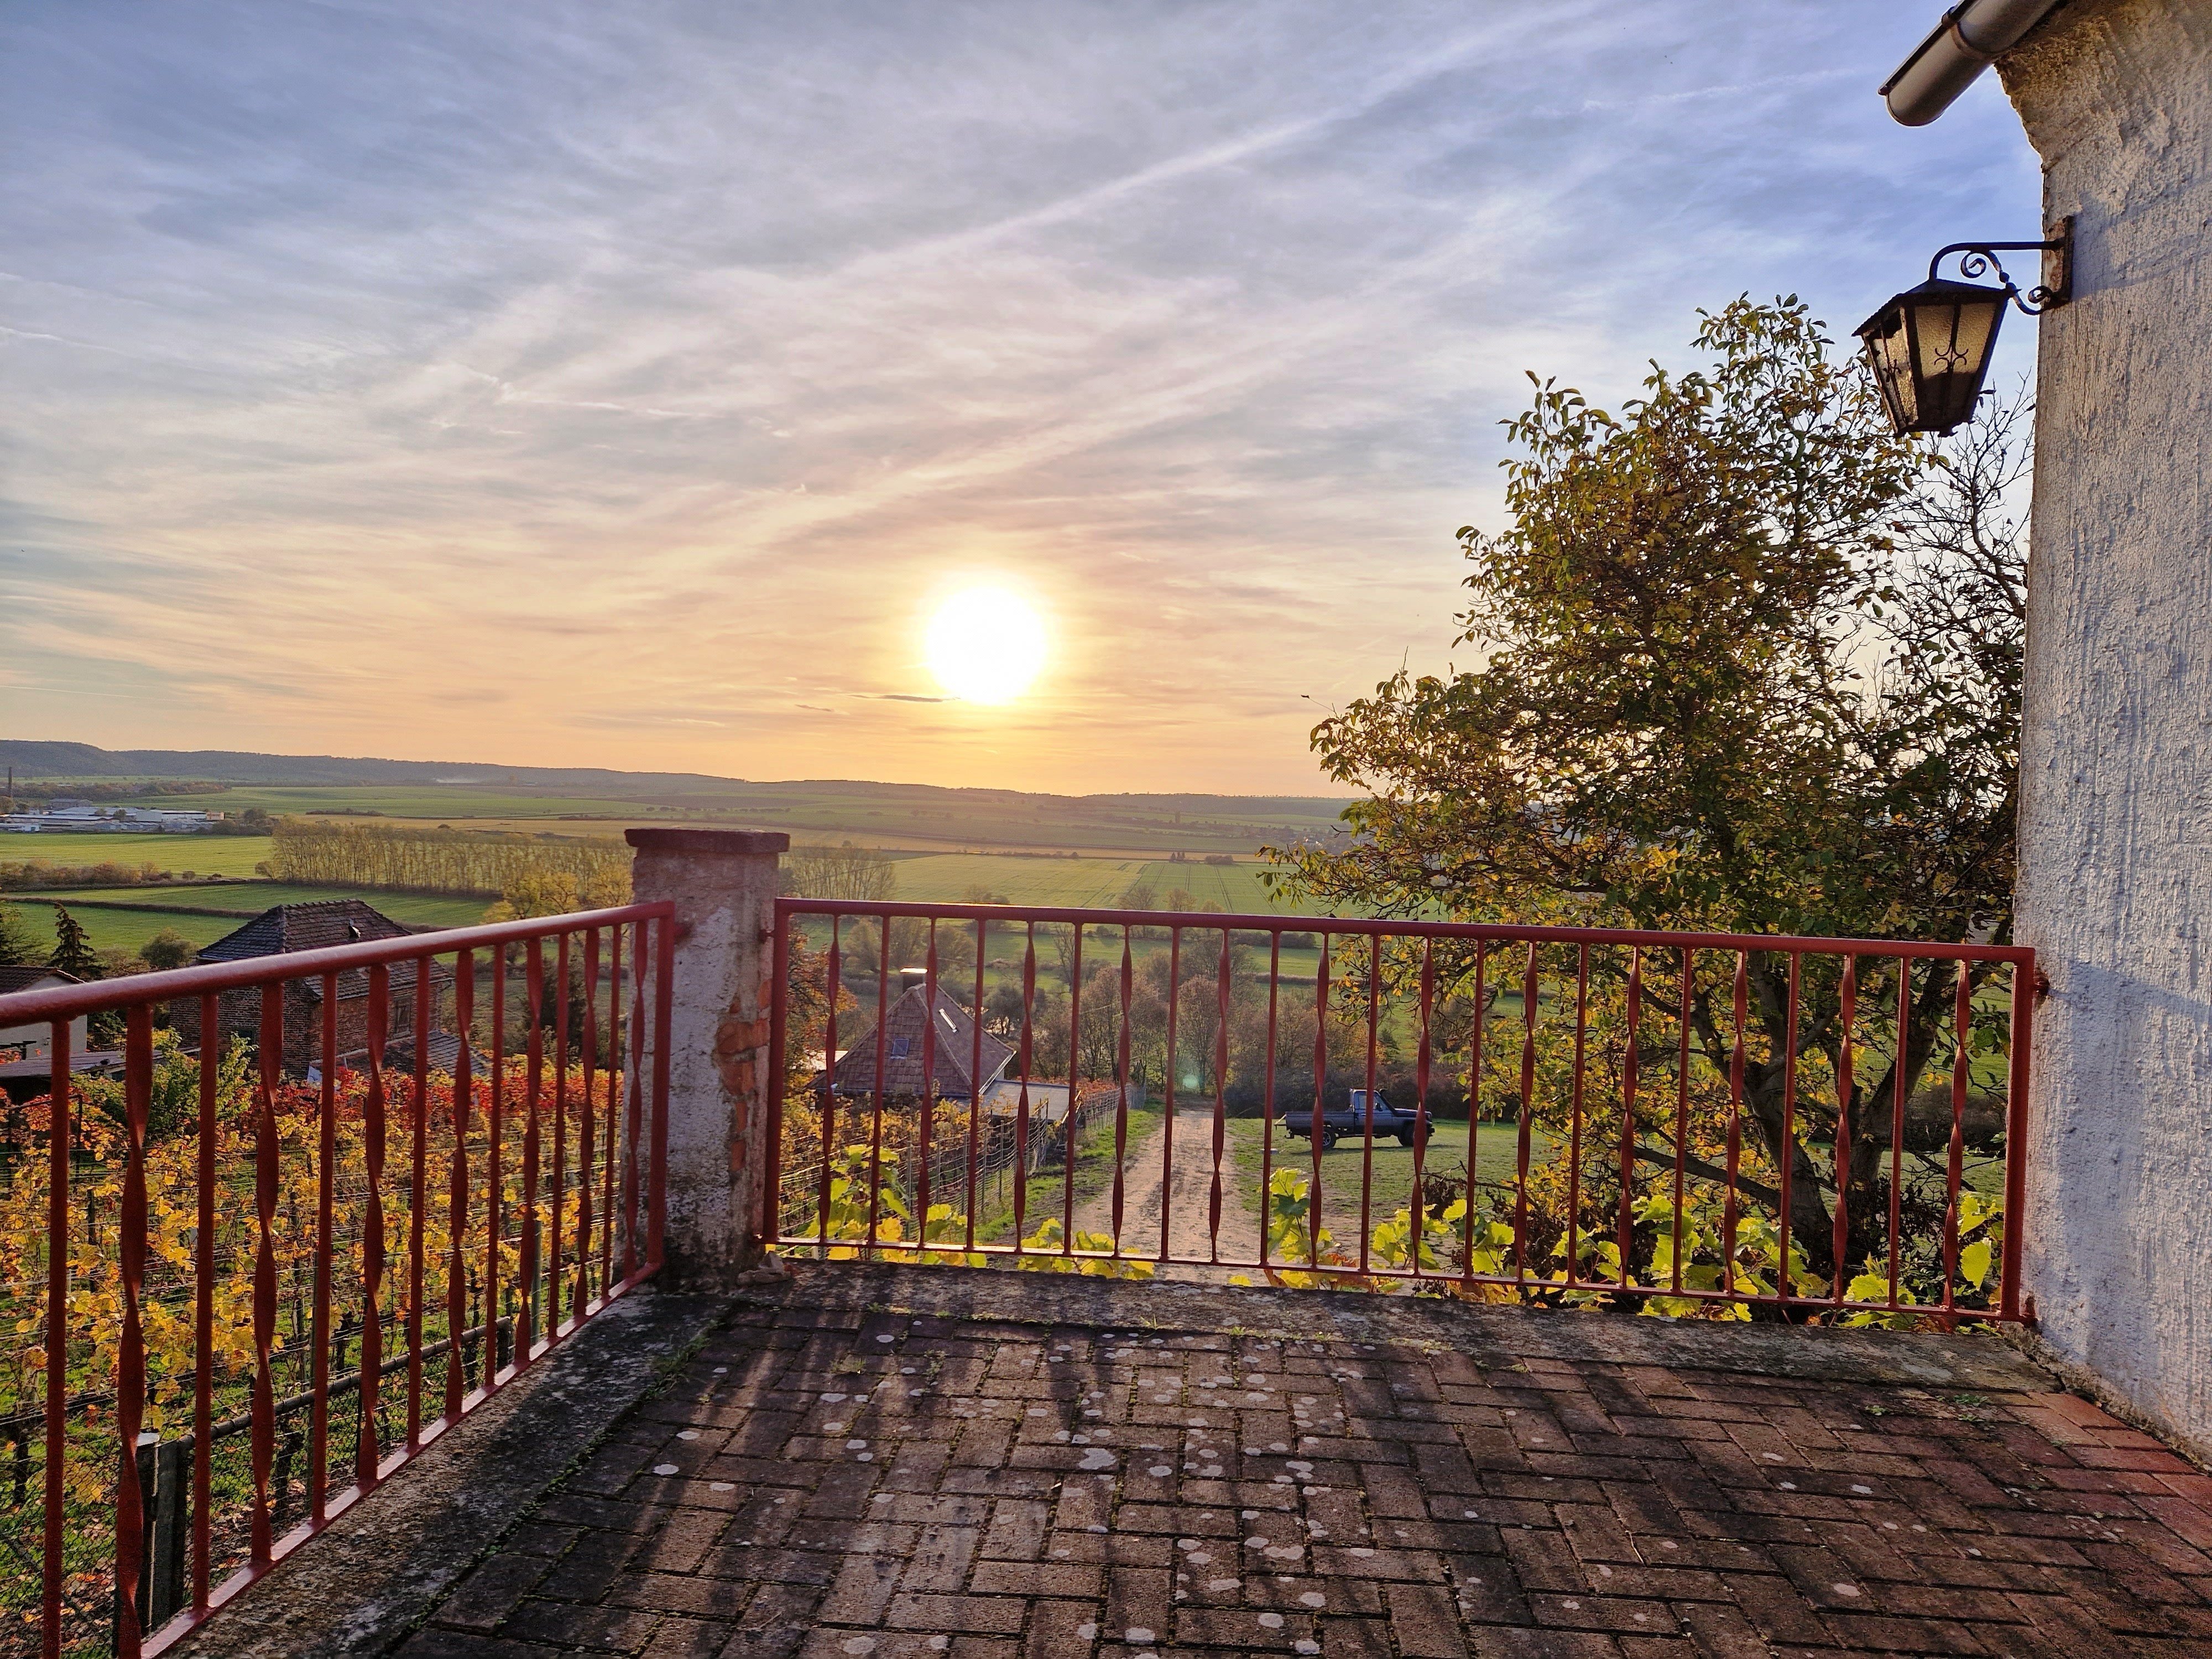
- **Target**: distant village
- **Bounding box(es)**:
[1,799,225,834]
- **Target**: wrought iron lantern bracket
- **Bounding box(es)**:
[1926,219,2072,314]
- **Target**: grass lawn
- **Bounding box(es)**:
[974,1106,1164,1245]
[1226,1118,1562,1237]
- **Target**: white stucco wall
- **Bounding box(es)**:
[2002,0,2212,1452]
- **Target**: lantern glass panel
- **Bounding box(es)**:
[1857,304,1917,431]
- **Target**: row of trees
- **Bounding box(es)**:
[268,820,632,897]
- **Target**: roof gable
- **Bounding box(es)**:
[196,900,444,999]
[830,983,1012,1099]
[0,966,81,998]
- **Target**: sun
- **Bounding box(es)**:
[925,587,1047,704]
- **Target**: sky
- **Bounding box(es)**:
[0,1,2046,795]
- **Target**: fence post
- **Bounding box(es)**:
[148,1437,187,1630]
[624,829,790,1288]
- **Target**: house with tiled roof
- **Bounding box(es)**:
[168,899,456,1077]
[0,967,92,1102]
[828,982,1011,1103]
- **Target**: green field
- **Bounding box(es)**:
[878,852,1326,916]
[5,881,495,963]
[3,900,239,957]
[150,785,657,821]
[7,742,1358,855]
[1,832,275,877]
[890,854,1151,906]
[32,883,487,927]
[1132,860,1289,913]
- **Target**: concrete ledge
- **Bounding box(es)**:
[622,828,790,855]
[745,1260,2054,1393]
[164,1288,728,1659]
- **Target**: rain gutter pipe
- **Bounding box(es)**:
[1881,0,2069,125]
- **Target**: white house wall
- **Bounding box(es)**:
[2002,0,2212,1453]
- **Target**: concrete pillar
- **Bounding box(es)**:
[624,828,788,1289]
[1999,0,2212,1454]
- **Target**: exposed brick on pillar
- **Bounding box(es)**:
[624,827,788,1288]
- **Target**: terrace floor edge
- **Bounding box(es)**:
[724,1261,2053,1394]
[156,1287,731,1659]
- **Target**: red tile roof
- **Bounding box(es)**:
[829,984,1011,1100]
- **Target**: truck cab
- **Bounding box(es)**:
[1282,1088,1428,1150]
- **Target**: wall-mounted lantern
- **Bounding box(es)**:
[1855,221,2072,435]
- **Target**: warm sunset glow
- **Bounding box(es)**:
[925,587,1047,704]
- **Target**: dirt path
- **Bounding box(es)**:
[1068,1108,1262,1279]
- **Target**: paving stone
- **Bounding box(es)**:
[396,1267,2212,1657]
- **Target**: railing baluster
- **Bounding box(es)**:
[820,920,839,1253]
[1566,945,1590,1292]
[1160,926,1180,1265]
[551,932,568,1341]
[44,1016,70,1659]
[311,973,337,1525]
[917,922,938,1246]
[1062,924,1084,1255]
[1515,943,1537,1288]
[408,956,430,1452]
[1672,949,1693,1297]
[1258,931,1281,1274]
[2001,960,2034,1321]
[1112,929,1133,1255]
[760,920,786,1256]
[1834,954,1858,1310]
[448,952,473,1418]
[604,924,623,1296]
[1780,953,1801,1312]
[1209,926,1230,1265]
[360,966,389,1490]
[1890,956,1911,1311]
[1616,948,1642,1291]
[580,931,599,1312]
[1725,953,1747,1295]
[1309,936,1329,1270]
[967,916,985,1255]
[115,1006,153,1657]
[1464,943,1487,1292]
[1944,963,1970,1315]
[1357,936,1380,1275]
[1014,924,1035,1248]
[623,921,646,1282]
[520,938,545,1363]
[194,992,219,1612]
[252,984,281,1561]
[1411,942,1434,1284]
[486,946,505,1387]
[865,919,889,1256]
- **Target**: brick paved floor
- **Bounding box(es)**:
[400,1274,2212,1659]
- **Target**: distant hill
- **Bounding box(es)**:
[0,740,735,792]
[0,741,1356,855]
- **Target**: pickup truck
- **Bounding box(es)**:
[1282,1089,1428,1150]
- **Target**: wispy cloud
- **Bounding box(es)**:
[0,1,2041,791]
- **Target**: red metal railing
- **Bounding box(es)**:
[0,902,674,1658]
[768,900,2033,1324]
